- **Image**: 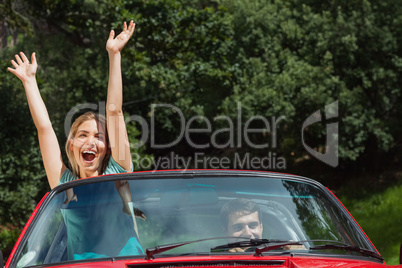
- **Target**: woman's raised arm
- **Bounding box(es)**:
[105,21,135,171]
[8,52,66,189]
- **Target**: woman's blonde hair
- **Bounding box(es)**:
[65,111,110,178]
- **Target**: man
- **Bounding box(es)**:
[220,198,263,243]
[220,198,304,252]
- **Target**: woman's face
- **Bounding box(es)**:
[70,119,108,178]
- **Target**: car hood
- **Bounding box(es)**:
[46,255,399,268]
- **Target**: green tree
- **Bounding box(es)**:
[219,0,402,178]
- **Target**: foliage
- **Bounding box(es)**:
[0,225,20,263]
[341,183,402,265]
[219,0,402,172]
[118,0,236,154]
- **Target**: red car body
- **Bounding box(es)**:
[3,170,402,268]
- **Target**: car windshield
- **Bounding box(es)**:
[12,172,374,267]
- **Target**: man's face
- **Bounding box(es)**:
[226,211,263,242]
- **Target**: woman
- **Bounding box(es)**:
[7,21,135,189]
[8,21,144,259]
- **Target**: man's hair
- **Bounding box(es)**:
[220,198,261,230]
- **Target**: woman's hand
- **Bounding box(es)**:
[7,51,66,189]
[7,52,38,83]
[106,20,135,54]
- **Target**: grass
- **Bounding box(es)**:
[341,184,402,265]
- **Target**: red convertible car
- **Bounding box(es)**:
[2,170,402,268]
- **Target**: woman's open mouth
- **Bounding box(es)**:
[82,150,96,163]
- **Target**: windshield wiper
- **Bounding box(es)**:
[211,239,290,252]
[309,243,384,261]
[254,239,384,261]
[146,238,383,262]
[145,236,250,260]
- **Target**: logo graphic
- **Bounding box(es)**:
[302,101,338,167]
[64,100,339,169]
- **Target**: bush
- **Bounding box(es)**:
[0,225,21,264]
